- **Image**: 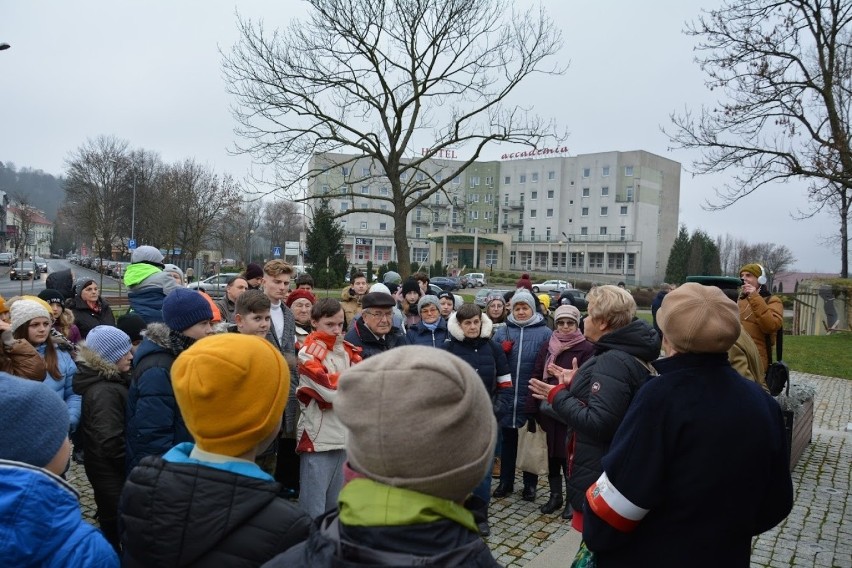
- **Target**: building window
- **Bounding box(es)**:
[380,204,388,210]
[547,189,554,199]
[360,221,367,229]
[570,252,584,269]
[342,166,350,176]
[401,172,408,181]
[582,187,590,197]
[433,212,440,222]
[531,191,538,200]
[548,171,556,180]
[520,174,527,184]
[600,227,608,235]
[504,175,511,184]
[530,209,537,218]
[341,202,349,211]
[583,167,590,178]
[322,184,330,194]
[530,228,536,239]
[380,186,389,196]
[601,186,609,196]
[589,252,604,269]
[608,253,624,270]
[485,249,498,265]
[602,166,610,177]
[626,186,634,202]
[361,186,370,195]
[360,201,369,208]
[581,207,589,216]
[484,210,492,219]
[625,166,634,176]
[379,222,387,231]
[581,226,588,235]
[473,194,480,202]
[531,172,539,182]
[415,207,423,221]
[469,176,480,187]
[504,193,510,205]
[417,171,425,181]
[469,211,479,220]
[620,226,627,239]
[413,247,428,261]
[485,193,493,203]
[546,208,554,217]
[435,172,443,182]
[627,253,636,270]
[546,227,552,241]
[452,175,461,185]
[510,251,516,265]
[620,205,628,215]
[361,167,370,176]
[600,206,608,216]
[485,176,493,186]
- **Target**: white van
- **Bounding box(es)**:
[467,273,486,287]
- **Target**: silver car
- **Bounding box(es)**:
[186,272,240,299]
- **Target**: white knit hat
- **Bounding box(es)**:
[10,298,52,334]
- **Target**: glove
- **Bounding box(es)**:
[348,288,356,297]
[501,339,514,354]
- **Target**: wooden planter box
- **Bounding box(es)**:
[781,398,814,470]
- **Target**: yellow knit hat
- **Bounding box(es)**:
[0,296,7,314]
[538,293,551,311]
[739,263,762,278]
[171,334,290,456]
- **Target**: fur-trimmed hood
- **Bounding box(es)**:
[141,322,172,350]
[447,311,493,341]
[73,345,130,396]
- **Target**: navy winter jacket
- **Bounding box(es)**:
[406,317,449,347]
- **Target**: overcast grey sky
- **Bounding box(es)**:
[0,1,841,273]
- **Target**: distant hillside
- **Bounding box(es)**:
[0,160,64,219]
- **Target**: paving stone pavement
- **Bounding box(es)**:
[66,371,849,567]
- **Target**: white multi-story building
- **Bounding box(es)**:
[6,203,53,258]
[307,150,680,285]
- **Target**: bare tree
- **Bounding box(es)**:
[223,0,565,278]
[666,0,852,277]
[64,136,132,264]
[262,199,303,252]
[8,194,37,262]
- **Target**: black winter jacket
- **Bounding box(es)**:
[547,319,660,510]
[344,317,409,359]
[120,454,311,567]
[69,295,116,339]
[583,353,793,567]
[263,510,500,568]
[73,346,130,462]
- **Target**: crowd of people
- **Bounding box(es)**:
[0,256,793,567]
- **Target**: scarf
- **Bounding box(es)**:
[86,299,101,313]
[167,329,196,354]
[544,329,586,374]
[507,312,542,328]
[338,478,477,532]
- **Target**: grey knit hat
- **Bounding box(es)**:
[163,263,185,284]
[163,288,213,332]
[383,271,402,285]
[131,245,164,264]
[336,346,497,502]
[510,289,536,311]
[417,295,440,313]
[74,277,97,297]
[0,373,69,468]
[85,325,132,364]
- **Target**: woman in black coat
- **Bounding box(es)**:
[69,278,115,338]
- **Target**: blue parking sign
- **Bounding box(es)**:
[128,239,137,250]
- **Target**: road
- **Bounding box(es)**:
[0,259,124,300]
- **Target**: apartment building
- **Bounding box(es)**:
[307,150,680,285]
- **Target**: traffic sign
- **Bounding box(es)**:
[128,239,137,250]
[272,246,282,257]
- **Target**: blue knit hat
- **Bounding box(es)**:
[163,288,214,332]
[0,373,69,468]
[85,325,132,364]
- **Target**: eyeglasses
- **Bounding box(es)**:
[555,319,577,327]
[364,310,393,321]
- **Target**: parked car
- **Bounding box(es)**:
[10,261,38,281]
[427,283,444,297]
[0,252,13,265]
[474,288,512,308]
[430,276,460,292]
[554,289,589,311]
[467,272,486,287]
[532,279,570,293]
[33,257,48,273]
[186,272,240,298]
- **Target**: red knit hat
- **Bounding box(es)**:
[286,289,317,308]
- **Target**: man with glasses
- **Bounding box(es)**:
[344,291,409,359]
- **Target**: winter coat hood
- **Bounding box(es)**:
[594,318,661,363]
[447,312,493,341]
[72,346,129,395]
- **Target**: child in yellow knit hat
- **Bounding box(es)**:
[119,333,310,565]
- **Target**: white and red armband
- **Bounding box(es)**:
[586,471,650,532]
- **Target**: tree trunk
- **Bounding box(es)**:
[393,219,410,280]
[841,191,849,279]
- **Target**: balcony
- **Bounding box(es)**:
[500,200,524,210]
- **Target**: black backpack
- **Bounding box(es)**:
[764,330,789,397]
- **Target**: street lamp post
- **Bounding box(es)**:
[130,171,137,242]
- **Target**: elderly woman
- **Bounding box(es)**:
[69,278,116,339]
[406,295,449,347]
[286,289,317,349]
[529,285,660,532]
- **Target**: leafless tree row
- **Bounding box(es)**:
[61,135,302,264]
[715,233,796,279]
